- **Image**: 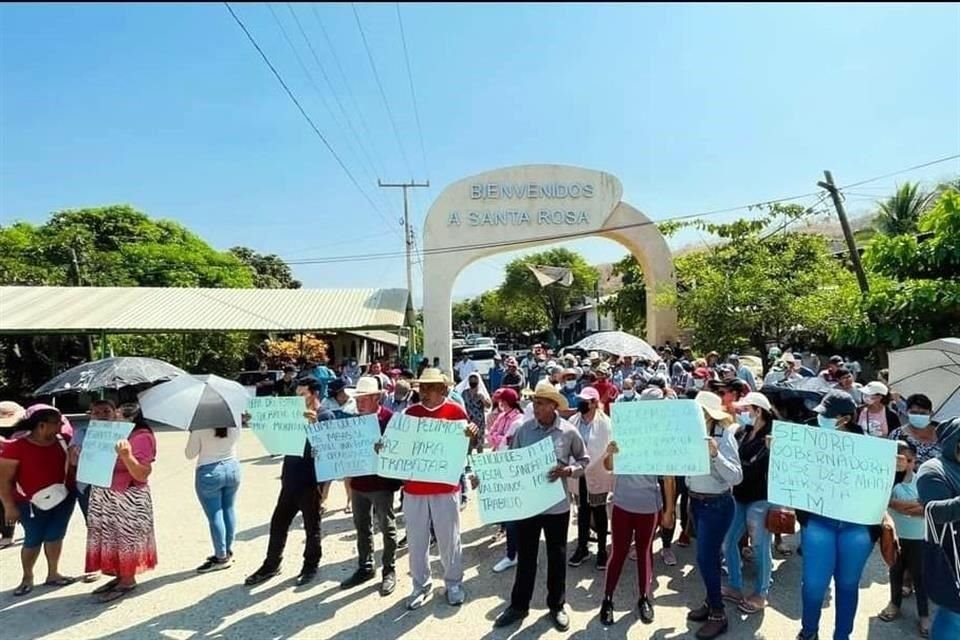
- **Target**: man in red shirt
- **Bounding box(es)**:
[592,363,619,414]
[393,368,476,610]
[339,377,399,596]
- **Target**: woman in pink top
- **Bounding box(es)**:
[84,410,157,603]
[486,389,524,452]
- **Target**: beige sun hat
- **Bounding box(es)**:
[695,391,731,421]
[532,381,569,411]
[415,368,450,386]
[0,401,25,428]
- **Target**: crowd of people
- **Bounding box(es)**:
[0,344,958,640]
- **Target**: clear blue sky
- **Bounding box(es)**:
[2,3,958,302]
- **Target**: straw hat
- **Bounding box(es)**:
[0,401,25,428]
[415,368,449,386]
[532,381,569,411]
[695,391,731,421]
[354,376,382,396]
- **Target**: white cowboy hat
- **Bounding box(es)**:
[354,376,382,396]
[532,381,569,411]
[415,368,449,386]
[695,391,731,421]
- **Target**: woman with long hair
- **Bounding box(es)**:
[0,408,76,596]
[84,408,158,603]
[186,424,241,573]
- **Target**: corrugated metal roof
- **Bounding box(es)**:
[347,330,408,348]
[0,286,410,333]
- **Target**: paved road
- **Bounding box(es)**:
[0,429,931,639]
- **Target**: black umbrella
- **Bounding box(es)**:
[34,357,188,396]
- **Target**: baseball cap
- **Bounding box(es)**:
[577,387,600,402]
[829,355,844,365]
[862,381,889,398]
[814,390,857,417]
[734,392,772,412]
[327,379,347,396]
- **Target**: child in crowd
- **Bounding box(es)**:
[879,441,930,637]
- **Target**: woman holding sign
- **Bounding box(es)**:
[598,440,675,626]
[0,408,76,596]
[687,391,742,640]
[84,412,158,603]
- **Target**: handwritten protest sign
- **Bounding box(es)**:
[768,420,897,525]
[470,438,566,524]
[77,421,135,488]
[245,396,308,457]
[610,400,710,475]
[377,414,469,485]
[306,414,381,482]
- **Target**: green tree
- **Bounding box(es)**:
[876,182,934,236]
[498,248,599,334]
[229,247,302,289]
[600,255,646,336]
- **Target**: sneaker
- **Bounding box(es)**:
[406,586,432,610]
[678,531,692,547]
[379,571,397,596]
[197,556,233,574]
[600,597,615,626]
[446,584,466,606]
[662,548,678,566]
[596,550,608,571]
[398,535,408,549]
[340,568,376,590]
[796,633,818,640]
[638,596,655,624]
[493,556,518,573]
[295,567,317,586]
[568,547,590,567]
[550,607,570,632]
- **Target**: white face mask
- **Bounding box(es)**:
[623,390,636,399]
[564,380,577,390]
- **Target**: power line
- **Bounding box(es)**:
[309,4,388,181]
[351,2,414,177]
[395,2,429,178]
[839,153,960,190]
[221,2,397,237]
[285,2,393,213]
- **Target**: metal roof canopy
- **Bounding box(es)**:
[0,286,411,335]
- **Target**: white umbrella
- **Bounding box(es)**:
[889,338,960,421]
[572,331,661,361]
[138,374,251,430]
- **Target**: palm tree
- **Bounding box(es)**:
[876,182,934,235]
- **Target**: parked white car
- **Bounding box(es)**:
[461,346,499,380]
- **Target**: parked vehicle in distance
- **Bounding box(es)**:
[462,346,498,380]
[473,337,496,347]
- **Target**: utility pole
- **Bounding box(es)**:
[818,170,870,294]
[379,179,429,361]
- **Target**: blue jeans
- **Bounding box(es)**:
[800,515,874,640]
[932,607,960,640]
[195,459,241,558]
[691,492,735,609]
[724,500,772,597]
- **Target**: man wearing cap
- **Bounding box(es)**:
[494,382,590,632]
[340,377,401,596]
[488,354,505,393]
[592,363,619,414]
[322,379,358,416]
[389,369,477,610]
[501,357,526,394]
[275,366,300,397]
[568,386,613,570]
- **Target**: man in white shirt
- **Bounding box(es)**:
[454,353,477,383]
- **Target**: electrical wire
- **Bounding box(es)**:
[351,2,414,177]
[222,3,397,238]
[838,153,960,189]
[395,2,429,178]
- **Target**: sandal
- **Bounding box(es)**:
[44,575,78,587]
[13,582,33,597]
[0,537,13,550]
[92,577,121,595]
[878,604,901,622]
[738,596,767,614]
[98,583,136,603]
[721,588,744,604]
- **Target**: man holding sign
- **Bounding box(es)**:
[493,382,589,633]
[382,368,476,611]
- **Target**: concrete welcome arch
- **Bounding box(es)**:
[422,165,677,372]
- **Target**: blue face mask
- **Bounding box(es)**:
[908,413,932,429]
[736,413,753,427]
[817,415,838,430]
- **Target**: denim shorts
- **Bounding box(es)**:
[18,494,76,548]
